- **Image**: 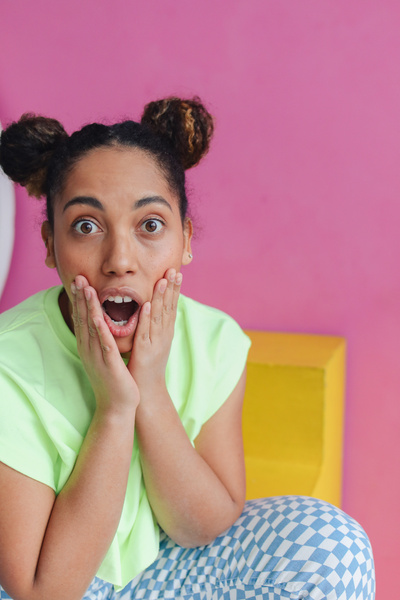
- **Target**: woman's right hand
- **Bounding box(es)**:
[0,276,140,600]
[71,275,140,413]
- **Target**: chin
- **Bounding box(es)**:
[115,337,134,355]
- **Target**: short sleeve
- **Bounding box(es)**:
[0,369,58,490]
[203,315,251,423]
[167,296,251,439]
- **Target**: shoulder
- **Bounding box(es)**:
[177,294,248,344]
[0,286,68,377]
[169,295,251,435]
[175,294,251,368]
[0,287,60,336]
[0,287,91,492]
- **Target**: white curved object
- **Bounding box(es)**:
[0,122,16,300]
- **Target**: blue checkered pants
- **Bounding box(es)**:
[0,496,375,600]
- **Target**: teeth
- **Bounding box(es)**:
[106,295,133,303]
[111,319,128,326]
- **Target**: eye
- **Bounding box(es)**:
[73,219,101,235]
[142,219,164,234]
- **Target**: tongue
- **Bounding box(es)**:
[103,300,137,322]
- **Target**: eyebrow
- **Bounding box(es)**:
[133,196,172,211]
[63,196,104,212]
[62,195,172,213]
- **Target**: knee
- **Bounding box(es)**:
[318,500,375,599]
[242,496,375,599]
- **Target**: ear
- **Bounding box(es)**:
[41,221,56,269]
[181,218,193,266]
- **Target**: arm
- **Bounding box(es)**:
[0,410,135,600]
[0,280,139,600]
[129,270,247,547]
[135,368,247,548]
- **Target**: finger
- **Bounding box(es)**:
[83,286,104,344]
[83,285,103,325]
[73,276,90,348]
[91,316,115,365]
[162,268,182,319]
[150,279,167,336]
[84,286,121,362]
[127,302,150,376]
[71,281,84,346]
[163,268,176,317]
[76,274,90,289]
[172,272,183,312]
[137,301,152,341]
[130,302,152,373]
[70,281,78,333]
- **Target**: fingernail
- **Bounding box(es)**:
[175,273,183,285]
[159,281,167,293]
[168,270,176,283]
[71,282,77,294]
[144,302,151,314]
[75,279,82,290]
[84,288,91,300]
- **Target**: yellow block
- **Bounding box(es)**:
[243,331,346,507]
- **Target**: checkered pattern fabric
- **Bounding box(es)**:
[0,496,375,600]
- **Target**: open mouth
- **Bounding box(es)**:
[102,295,140,326]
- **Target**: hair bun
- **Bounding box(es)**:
[0,113,67,198]
[141,97,214,170]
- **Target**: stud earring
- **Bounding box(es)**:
[188,253,193,259]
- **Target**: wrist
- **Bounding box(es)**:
[138,377,168,399]
[94,398,138,424]
[135,380,171,420]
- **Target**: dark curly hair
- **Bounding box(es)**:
[0,97,214,227]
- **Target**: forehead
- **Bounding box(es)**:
[61,146,176,204]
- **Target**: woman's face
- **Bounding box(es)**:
[42,146,193,353]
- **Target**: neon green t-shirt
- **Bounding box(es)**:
[0,286,251,589]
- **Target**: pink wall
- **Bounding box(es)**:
[1,1,399,594]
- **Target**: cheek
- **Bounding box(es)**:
[145,245,183,274]
[54,254,77,281]
[163,236,186,263]
[54,243,93,279]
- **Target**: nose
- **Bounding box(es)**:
[102,233,138,277]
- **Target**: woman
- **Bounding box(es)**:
[0,98,375,600]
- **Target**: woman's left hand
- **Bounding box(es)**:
[127,268,182,393]
[127,267,247,548]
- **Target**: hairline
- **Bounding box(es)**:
[47,141,186,228]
